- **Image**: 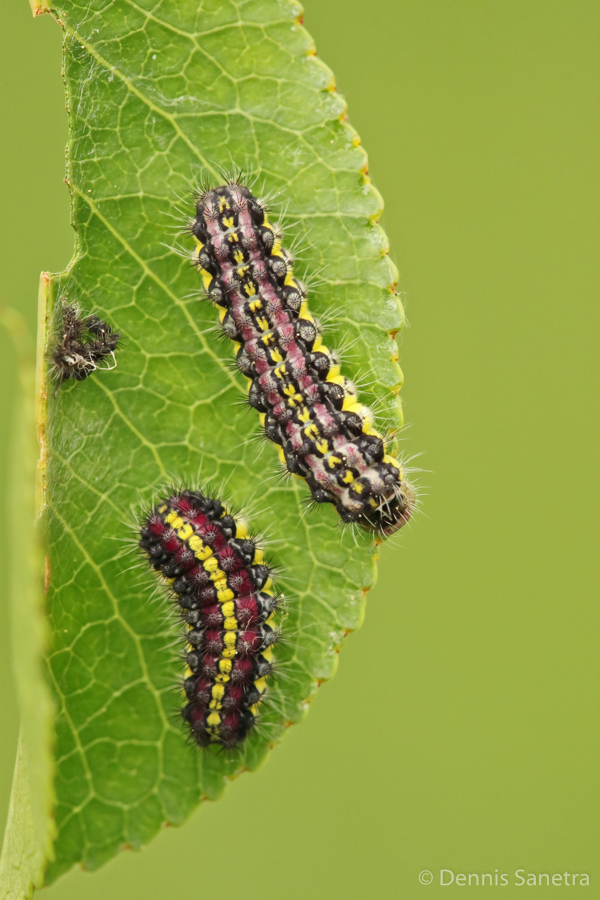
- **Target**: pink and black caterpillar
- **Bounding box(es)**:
[190,181,415,536]
[139,489,280,748]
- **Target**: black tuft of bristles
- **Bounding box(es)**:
[50,299,119,383]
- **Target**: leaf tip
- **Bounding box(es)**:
[30,0,51,17]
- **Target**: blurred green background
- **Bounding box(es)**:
[0,0,597,897]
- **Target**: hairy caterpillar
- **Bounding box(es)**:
[139,489,280,748]
[50,298,119,382]
[189,181,415,536]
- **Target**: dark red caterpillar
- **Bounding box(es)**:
[139,489,280,748]
[190,181,415,536]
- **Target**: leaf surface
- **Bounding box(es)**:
[7,0,406,887]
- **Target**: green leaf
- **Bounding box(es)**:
[4,0,406,888]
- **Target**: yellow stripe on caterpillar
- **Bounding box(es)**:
[177,523,193,542]
[253,677,267,694]
[212,574,228,590]
[235,518,249,539]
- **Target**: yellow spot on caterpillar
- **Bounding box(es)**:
[223,616,238,631]
[256,316,269,331]
[383,454,402,472]
[254,677,267,694]
[218,196,229,211]
[158,504,168,513]
[342,470,354,484]
[304,423,319,440]
[342,396,361,412]
[325,453,340,466]
[249,298,262,311]
[234,249,244,263]
[244,283,256,296]
[224,632,236,648]
[223,216,234,228]
[253,547,264,565]
[272,353,284,367]
[204,557,219,573]
[201,269,212,291]
[316,440,330,455]
[176,524,192,542]
[186,530,203,551]
[228,232,239,243]
[207,711,221,727]
[298,407,310,423]
[235,517,249,539]
[217,588,235,603]
[196,545,213,562]
[277,446,286,465]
